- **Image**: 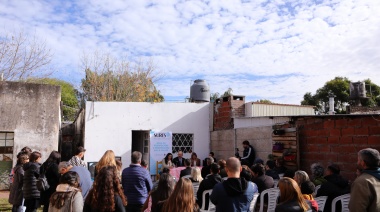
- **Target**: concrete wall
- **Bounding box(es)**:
[84,102,210,170]
[295,115,380,182]
[0,81,61,163]
[210,126,273,163]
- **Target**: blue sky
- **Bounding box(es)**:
[1,0,379,104]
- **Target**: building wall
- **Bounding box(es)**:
[84,102,210,169]
[234,117,291,129]
[210,126,273,163]
[213,95,245,130]
[295,115,380,181]
[0,81,61,163]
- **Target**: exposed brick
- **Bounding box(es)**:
[330,129,341,137]
[340,136,353,144]
[363,117,380,126]
[324,152,338,162]
[354,127,369,136]
[328,136,340,144]
[319,145,330,153]
[337,154,357,163]
[368,136,380,145]
[347,118,362,128]
[307,144,319,152]
[341,127,355,136]
[339,145,357,153]
[335,119,348,128]
[317,129,330,136]
[323,120,335,129]
[369,126,380,135]
[352,136,368,144]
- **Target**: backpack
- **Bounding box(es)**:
[37,163,50,191]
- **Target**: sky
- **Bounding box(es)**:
[1,0,379,104]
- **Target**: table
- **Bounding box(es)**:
[169,166,203,179]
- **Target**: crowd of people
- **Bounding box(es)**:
[7,140,380,212]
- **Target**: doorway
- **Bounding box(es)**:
[132,130,150,164]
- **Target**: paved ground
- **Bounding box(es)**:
[0,191,9,199]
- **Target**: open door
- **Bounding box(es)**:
[132,130,150,165]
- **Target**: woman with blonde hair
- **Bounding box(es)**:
[158,178,199,212]
[95,150,116,177]
[275,177,314,212]
[294,170,310,186]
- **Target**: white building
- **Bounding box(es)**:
[84,101,211,171]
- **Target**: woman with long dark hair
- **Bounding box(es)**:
[84,166,127,212]
[48,171,83,211]
[275,177,313,212]
[142,173,175,212]
[23,151,42,212]
[161,153,174,171]
[9,152,29,212]
[158,178,199,212]
[40,151,61,212]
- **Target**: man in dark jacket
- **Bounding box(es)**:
[316,164,350,212]
[23,151,42,212]
[210,157,258,212]
[172,150,186,167]
[197,163,223,209]
[240,140,256,167]
[265,160,280,180]
[251,163,274,193]
[180,159,192,178]
[201,156,214,179]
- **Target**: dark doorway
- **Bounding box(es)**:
[132,130,150,164]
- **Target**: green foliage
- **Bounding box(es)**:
[301,76,380,114]
[222,88,233,97]
[26,78,79,121]
[256,99,273,104]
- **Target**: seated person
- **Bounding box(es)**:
[301,181,318,211]
[190,152,201,167]
[172,151,186,167]
[273,158,287,174]
[265,160,280,180]
[161,153,174,172]
[251,163,274,193]
[189,167,203,200]
[180,159,192,178]
[218,159,227,178]
[201,156,214,179]
[196,163,223,210]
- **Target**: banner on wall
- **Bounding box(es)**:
[149,131,172,175]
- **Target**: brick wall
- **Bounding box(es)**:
[295,115,380,181]
[213,95,245,130]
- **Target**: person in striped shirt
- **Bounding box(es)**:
[68,146,87,168]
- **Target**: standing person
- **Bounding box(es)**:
[161,153,174,172]
[23,151,42,212]
[142,173,175,212]
[58,161,93,200]
[95,150,117,177]
[157,178,200,212]
[197,163,223,210]
[122,151,153,212]
[173,151,185,167]
[9,152,29,212]
[190,152,201,167]
[67,146,86,168]
[180,159,192,178]
[40,151,61,212]
[210,157,258,212]
[48,171,83,212]
[85,166,127,212]
[240,140,256,167]
[349,148,380,212]
[275,177,312,212]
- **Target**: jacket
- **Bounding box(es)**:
[197,174,223,209]
[241,145,256,166]
[252,174,274,193]
[275,199,315,212]
[48,184,83,212]
[22,162,41,199]
[349,168,380,212]
[122,164,153,205]
[9,164,24,205]
[210,178,257,212]
[172,157,186,167]
[84,194,126,212]
[40,162,60,205]
[316,174,350,212]
[180,167,192,178]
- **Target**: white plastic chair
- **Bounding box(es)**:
[182,175,191,178]
[278,173,284,178]
[331,193,350,212]
[313,185,321,197]
[273,180,279,188]
[200,189,214,212]
[314,196,328,212]
[259,188,280,212]
[250,192,260,212]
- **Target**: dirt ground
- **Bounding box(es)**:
[0,191,9,199]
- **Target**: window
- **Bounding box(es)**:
[172,133,193,153]
[0,132,14,161]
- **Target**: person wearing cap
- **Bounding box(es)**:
[316,163,350,212]
[68,146,87,168]
[349,148,380,212]
[58,161,93,200]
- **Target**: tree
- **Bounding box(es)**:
[0,30,52,81]
[256,99,273,104]
[222,88,233,97]
[81,52,163,102]
[26,78,79,121]
[301,77,380,114]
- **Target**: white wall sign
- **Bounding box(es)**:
[149,131,172,175]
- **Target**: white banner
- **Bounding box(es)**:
[149,131,172,175]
